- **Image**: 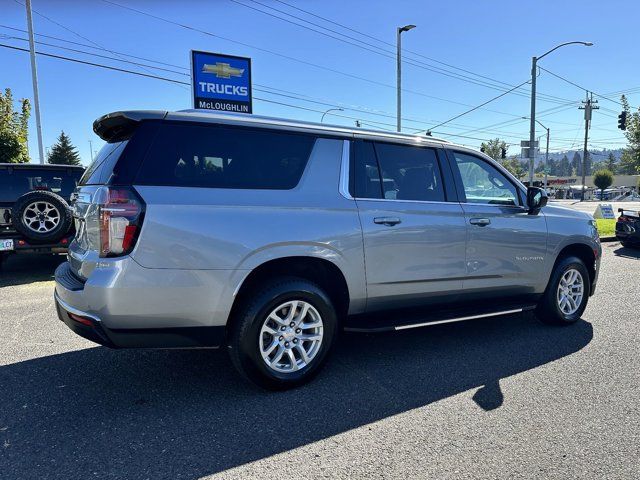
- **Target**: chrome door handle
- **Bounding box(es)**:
[374,217,401,226]
[469,217,491,226]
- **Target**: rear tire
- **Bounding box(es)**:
[536,256,590,325]
[228,277,337,390]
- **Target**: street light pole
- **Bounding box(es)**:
[320,108,343,123]
[25,0,45,164]
[396,24,416,132]
[528,56,537,185]
[544,126,550,190]
[528,41,593,185]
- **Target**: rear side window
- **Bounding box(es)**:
[79,141,128,185]
[136,123,316,189]
[374,143,445,202]
[351,141,383,199]
[351,140,445,202]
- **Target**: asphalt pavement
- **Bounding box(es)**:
[0,246,638,479]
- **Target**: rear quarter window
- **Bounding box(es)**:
[79,141,128,185]
[135,123,316,190]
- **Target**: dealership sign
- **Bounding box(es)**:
[191,50,252,113]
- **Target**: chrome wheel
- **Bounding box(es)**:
[259,300,324,374]
[22,201,60,233]
[556,268,584,316]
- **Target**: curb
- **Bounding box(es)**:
[600,237,617,243]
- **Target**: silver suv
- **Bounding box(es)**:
[54,110,601,389]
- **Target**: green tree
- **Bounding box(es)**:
[47,131,81,165]
[0,88,30,163]
[480,138,507,161]
[500,156,525,178]
[572,152,582,176]
[604,152,617,174]
[620,95,640,174]
[559,155,571,176]
[593,169,614,199]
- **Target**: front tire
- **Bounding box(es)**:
[228,277,337,390]
[536,256,590,325]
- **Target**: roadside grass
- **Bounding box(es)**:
[596,219,616,238]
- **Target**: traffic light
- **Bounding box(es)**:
[501,147,507,159]
[618,111,627,130]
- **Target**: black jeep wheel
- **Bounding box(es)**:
[11,191,73,243]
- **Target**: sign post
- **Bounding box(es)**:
[191,50,252,113]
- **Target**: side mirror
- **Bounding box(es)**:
[527,186,548,214]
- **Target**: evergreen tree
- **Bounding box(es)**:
[572,152,582,177]
[620,95,640,174]
[0,88,30,163]
[604,152,617,174]
[559,155,571,176]
[47,131,81,165]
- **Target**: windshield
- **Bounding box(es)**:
[79,141,128,185]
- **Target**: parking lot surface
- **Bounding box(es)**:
[0,245,638,479]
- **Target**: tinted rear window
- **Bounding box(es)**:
[0,168,83,202]
[135,123,316,189]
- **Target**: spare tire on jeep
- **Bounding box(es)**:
[11,190,73,243]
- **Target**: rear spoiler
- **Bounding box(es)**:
[618,208,639,217]
[93,111,167,142]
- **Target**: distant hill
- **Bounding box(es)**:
[535,148,624,165]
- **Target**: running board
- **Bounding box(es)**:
[344,304,537,333]
[394,308,524,331]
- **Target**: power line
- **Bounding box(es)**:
[2,33,535,137]
[425,80,530,132]
[538,65,631,109]
[100,0,575,106]
[269,0,577,106]
[12,0,163,81]
[232,0,536,99]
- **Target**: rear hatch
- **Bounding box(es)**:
[69,113,163,279]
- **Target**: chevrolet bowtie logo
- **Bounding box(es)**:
[202,62,245,79]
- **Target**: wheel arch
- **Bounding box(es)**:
[227,255,352,338]
[551,242,597,290]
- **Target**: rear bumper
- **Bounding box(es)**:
[0,233,74,254]
[55,290,225,349]
[54,260,229,348]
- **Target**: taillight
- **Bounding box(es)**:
[94,187,144,257]
[618,216,630,223]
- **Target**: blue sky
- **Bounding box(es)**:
[2,0,639,164]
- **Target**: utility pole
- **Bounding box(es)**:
[579,91,598,201]
[88,140,94,163]
[25,0,45,165]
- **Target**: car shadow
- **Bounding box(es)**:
[0,313,592,478]
[612,245,640,259]
[0,253,66,287]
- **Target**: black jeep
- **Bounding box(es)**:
[0,163,84,268]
